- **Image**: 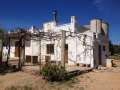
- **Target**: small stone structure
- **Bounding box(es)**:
[106,59,112,68]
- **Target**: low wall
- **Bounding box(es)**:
[112,59,120,67]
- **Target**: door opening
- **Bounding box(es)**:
[98,45,102,65]
[15,41,22,57]
[64,44,68,63]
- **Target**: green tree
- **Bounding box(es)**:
[109,41,114,55]
[113,45,120,55]
[109,40,120,55]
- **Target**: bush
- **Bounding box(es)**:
[109,54,120,60]
[41,63,67,81]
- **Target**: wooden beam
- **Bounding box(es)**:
[61,30,66,68]
[39,36,42,72]
[7,36,10,65]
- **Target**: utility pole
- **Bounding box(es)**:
[61,30,66,69]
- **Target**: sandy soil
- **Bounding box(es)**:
[0,67,120,90]
[85,67,120,90]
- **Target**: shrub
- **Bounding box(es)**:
[41,63,67,81]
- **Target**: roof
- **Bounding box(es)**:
[77,24,89,33]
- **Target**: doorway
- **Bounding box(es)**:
[64,44,68,63]
[15,41,22,57]
[98,45,102,65]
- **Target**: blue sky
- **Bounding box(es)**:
[0,0,120,44]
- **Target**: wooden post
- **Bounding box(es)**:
[23,37,25,65]
[31,40,33,64]
[0,39,2,64]
[0,34,4,64]
[61,30,66,69]
[7,35,10,65]
[21,35,25,66]
[39,33,42,72]
[18,40,21,70]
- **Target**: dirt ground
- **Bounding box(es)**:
[0,67,120,90]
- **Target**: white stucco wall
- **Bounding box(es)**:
[2,17,109,68]
[37,32,94,67]
[9,39,17,58]
[25,39,40,56]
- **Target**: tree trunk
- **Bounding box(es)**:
[18,36,22,70]
[0,40,3,64]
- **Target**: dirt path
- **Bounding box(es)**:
[0,67,120,90]
[85,68,120,90]
[0,72,39,90]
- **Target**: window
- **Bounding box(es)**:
[33,56,38,64]
[26,55,31,63]
[47,44,54,54]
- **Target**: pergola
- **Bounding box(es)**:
[0,29,93,71]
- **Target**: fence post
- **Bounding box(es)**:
[61,30,66,69]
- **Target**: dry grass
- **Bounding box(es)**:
[0,67,120,90]
[0,71,86,90]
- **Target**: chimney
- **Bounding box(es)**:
[52,9,58,23]
[90,19,102,34]
[102,21,109,37]
[71,16,77,32]
[71,16,77,24]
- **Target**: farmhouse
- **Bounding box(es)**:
[2,16,109,68]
